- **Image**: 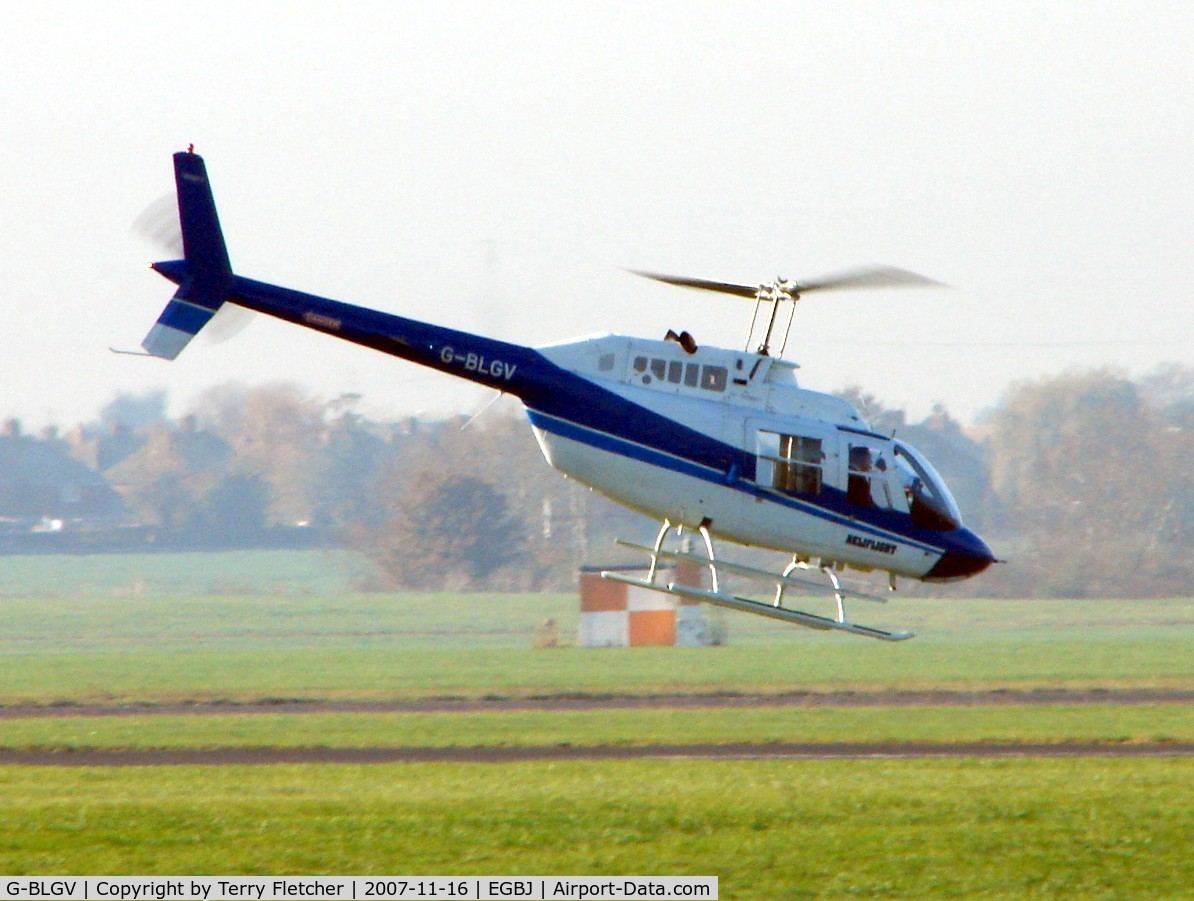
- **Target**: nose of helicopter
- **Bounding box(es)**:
[923,528,997,582]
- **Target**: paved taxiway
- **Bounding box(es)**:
[2,689,1190,766]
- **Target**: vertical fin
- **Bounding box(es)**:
[174,150,231,280]
[141,150,233,359]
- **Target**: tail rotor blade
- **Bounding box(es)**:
[202,302,256,345]
[132,193,184,257]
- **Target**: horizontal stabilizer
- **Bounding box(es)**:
[141,277,222,359]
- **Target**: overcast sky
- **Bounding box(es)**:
[2,2,1191,430]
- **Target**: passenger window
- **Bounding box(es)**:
[633,356,647,373]
[758,432,822,496]
[598,353,616,372]
[701,365,727,392]
[667,361,683,383]
[684,363,699,387]
[650,359,667,380]
[848,444,893,509]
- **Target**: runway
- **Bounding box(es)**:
[2,688,1190,719]
[3,689,1190,766]
[2,741,1192,766]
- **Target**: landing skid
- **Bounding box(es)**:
[602,522,913,642]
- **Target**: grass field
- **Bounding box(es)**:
[0,587,1191,704]
[3,705,1194,752]
[1,550,1192,893]
[0,549,366,598]
[1,759,1191,897]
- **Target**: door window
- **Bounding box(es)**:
[758,431,823,496]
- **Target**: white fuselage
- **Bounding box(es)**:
[528,334,967,579]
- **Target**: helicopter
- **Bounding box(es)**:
[131,149,996,641]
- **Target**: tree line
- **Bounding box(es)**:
[3,364,1190,597]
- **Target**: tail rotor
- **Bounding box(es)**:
[133,150,251,359]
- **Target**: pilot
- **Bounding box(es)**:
[848,446,875,507]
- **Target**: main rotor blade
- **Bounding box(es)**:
[796,266,946,293]
[628,270,760,298]
[630,266,945,298]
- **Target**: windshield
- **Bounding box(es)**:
[893,441,962,531]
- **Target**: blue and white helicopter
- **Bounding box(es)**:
[133,149,996,641]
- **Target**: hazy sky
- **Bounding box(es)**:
[2,2,1191,430]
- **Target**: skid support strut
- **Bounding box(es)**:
[646,519,672,584]
[823,566,848,624]
[698,519,719,594]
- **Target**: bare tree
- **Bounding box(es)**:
[191,382,325,526]
[363,466,527,589]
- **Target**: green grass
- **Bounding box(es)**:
[0,759,1190,897]
[0,569,1191,704]
[1,549,1191,642]
[1,704,1192,751]
[0,549,368,598]
[2,638,1192,706]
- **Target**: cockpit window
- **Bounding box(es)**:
[893,442,962,531]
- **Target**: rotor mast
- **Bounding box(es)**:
[745,279,800,357]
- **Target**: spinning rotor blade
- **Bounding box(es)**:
[630,265,944,298]
[202,302,257,344]
[795,266,945,294]
[628,270,759,298]
[132,193,185,257]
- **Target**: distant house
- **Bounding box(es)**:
[101,417,233,528]
[67,421,146,474]
[0,420,123,526]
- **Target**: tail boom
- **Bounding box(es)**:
[224,274,544,396]
[141,150,546,397]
